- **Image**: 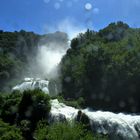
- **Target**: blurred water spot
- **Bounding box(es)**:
[73,0,79,2]
[44,0,50,3]
[119,101,126,108]
[85,18,93,28]
[64,77,71,83]
[12,22,19,29]
[131,106,137,112]
[54,2,61,9]
[93,8,99,14]
[128,97,134,104]
[92,94,97,99]
[25,110,32,117]
[25,106,33,117]
[105,96,110,102]
[67,1,72,7]
[85,3,92,11]
[99,93,104,100]
[11,106,18,114]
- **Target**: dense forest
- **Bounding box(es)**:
[60,21,140,113]
[0,30,40,92]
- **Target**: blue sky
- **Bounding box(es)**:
[0,0,140,35]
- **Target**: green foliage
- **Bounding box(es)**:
[0,119,23,140]
[19,119,33,140]
[0,91,22,124]
[18,89,51,125]
[99,21,129,42]
[0,89,51,139]
[34,121,108,140]
[60,22,140,112]
[71,38,79,49]
[0,30,40,92]
[20,120,31,132]
[54,96,85,108]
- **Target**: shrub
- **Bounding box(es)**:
[0,91,22,124]
[34,121,108,140]
[18,89,51,127]
[0,119,23,140]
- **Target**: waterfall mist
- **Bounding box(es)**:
[36,42,67,80]
[33,19,86,80]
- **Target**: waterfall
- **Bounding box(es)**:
[12,78,58,96]
[50,99,140,140]
[12,79,140,140]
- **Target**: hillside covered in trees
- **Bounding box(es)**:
[0,30,68,92]
[0,22,140,113]
[60,21,140,113]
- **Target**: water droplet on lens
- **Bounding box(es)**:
[67,1,72,7]
[93,8,99,14]
[85,3,92,11]
[54,2,61,9]
[85,18,93,28]
[73,0,79,2]
[44,0,50,3]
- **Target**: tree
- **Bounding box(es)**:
[71,38,79,49]
[18,89,51,129]
[0,90,22,124]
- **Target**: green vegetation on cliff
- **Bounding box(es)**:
[34,121,108,140]
[0,89,51,140]
[0,119,24,140]
[60,21,140,112]
[0,30,40,92]
[0,30,68,92]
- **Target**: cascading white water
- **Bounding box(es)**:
[12,79,140,140]
[49,99,78,122]
[50,99,140,140]
[12,78,50,94]
[12,77,58,96]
